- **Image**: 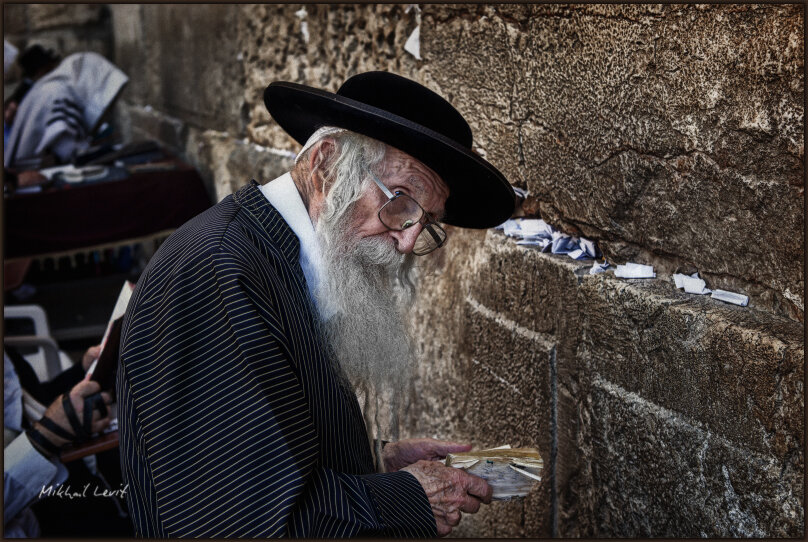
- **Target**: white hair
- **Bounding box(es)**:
[298,126,416,299]
[299,127,420,467]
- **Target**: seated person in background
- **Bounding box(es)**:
[4,52,128,170]
[4,45,62,129]
[4,346,120,537]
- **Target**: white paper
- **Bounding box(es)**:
[614,262,656,279]
[38,163,82,180]
[295,7,309,43]
[496,219,597,260]
[579,239,597,258]
[589,260,610,275]
[404,25,422,60]
[711,289,749,306]
[673,272,711,295]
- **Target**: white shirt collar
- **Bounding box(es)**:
[259,173,331,318]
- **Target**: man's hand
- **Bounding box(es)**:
[81,344,102,372]
[16,170,48,187]
[382,438,471,472]
[402,460,493,537]
[33,380,112,449]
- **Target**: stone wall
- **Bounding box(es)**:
[4,4,113,58]
[18,3,801,537]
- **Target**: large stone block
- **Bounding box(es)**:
[586,375,803,536]
[123,5,245,134]
[109,5,144,102]
[27,4,105,31]
[241,4,423,152]
[577,275,804,461]
[421,4,804,320]
[120,103,187,154]
[187,130,297,202]
[3,4,28,36]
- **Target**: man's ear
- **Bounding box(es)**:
[309,139,336,195]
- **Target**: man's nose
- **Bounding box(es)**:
[390,224,422,254]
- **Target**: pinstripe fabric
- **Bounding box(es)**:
[117,181,436,537]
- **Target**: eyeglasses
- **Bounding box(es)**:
[367,170,447,256]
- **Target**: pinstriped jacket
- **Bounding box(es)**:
[117,181,436,537]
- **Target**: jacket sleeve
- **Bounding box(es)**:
[119,239,436,537]
[3,431,68,526]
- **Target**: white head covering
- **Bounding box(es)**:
[4,39,19,76]
[4,52,128,168]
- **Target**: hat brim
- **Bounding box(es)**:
[264,81,515,229]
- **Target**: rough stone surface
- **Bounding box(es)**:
[3,4,113,64]
[27,4,106,31]
[239,4,423,151]
[111,4,245,135]
[400,230,554,538]
[407,231,804,537]
[421,3,804,321]
[191,131,297,202]
[3,4,29,36]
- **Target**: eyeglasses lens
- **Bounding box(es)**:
[380,196,422,230]
[380,194,446,255]
[413,224,446,255]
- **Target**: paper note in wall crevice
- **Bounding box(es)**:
[711,289,749,306]
[673,272,711,295]
[614,262,656,279]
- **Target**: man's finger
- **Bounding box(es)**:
[101,391,113,404]
[461,471,493,503]
[432,440,472,456]
[92,418,111,433]
[435,519,452,537]
[460,494,482,514]
[71,379,101,397]
[445,510,461,526]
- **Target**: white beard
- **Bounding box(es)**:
[313,213,416,396]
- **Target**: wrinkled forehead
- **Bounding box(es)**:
[379,146,450,215]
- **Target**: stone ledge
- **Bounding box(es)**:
[588,375,803,537]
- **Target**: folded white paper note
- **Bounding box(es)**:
[590,260,610,275]
[711,289,749,306]
[614,262,656,279]
[673,273,711,295]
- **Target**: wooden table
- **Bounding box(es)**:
[60,431,120,462]
[4,160,212,260]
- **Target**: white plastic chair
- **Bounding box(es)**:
[4,304,75,381]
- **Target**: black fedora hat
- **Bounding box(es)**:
[263,71,515,229]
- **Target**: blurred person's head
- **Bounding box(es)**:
[18,45,60,81]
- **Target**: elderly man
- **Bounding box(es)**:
[118,72,515,537]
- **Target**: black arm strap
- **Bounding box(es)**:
[26,426,61,457]
[37,415,74,441]
[61,393,91,440]
[84,392,107,428]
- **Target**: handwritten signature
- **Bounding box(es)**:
[39,483,128,500]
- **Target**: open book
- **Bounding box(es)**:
[61,281,134,462]
[86,281,135,390]
[445,445,543,500]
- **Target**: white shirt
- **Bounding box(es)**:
[259,173,330,317]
